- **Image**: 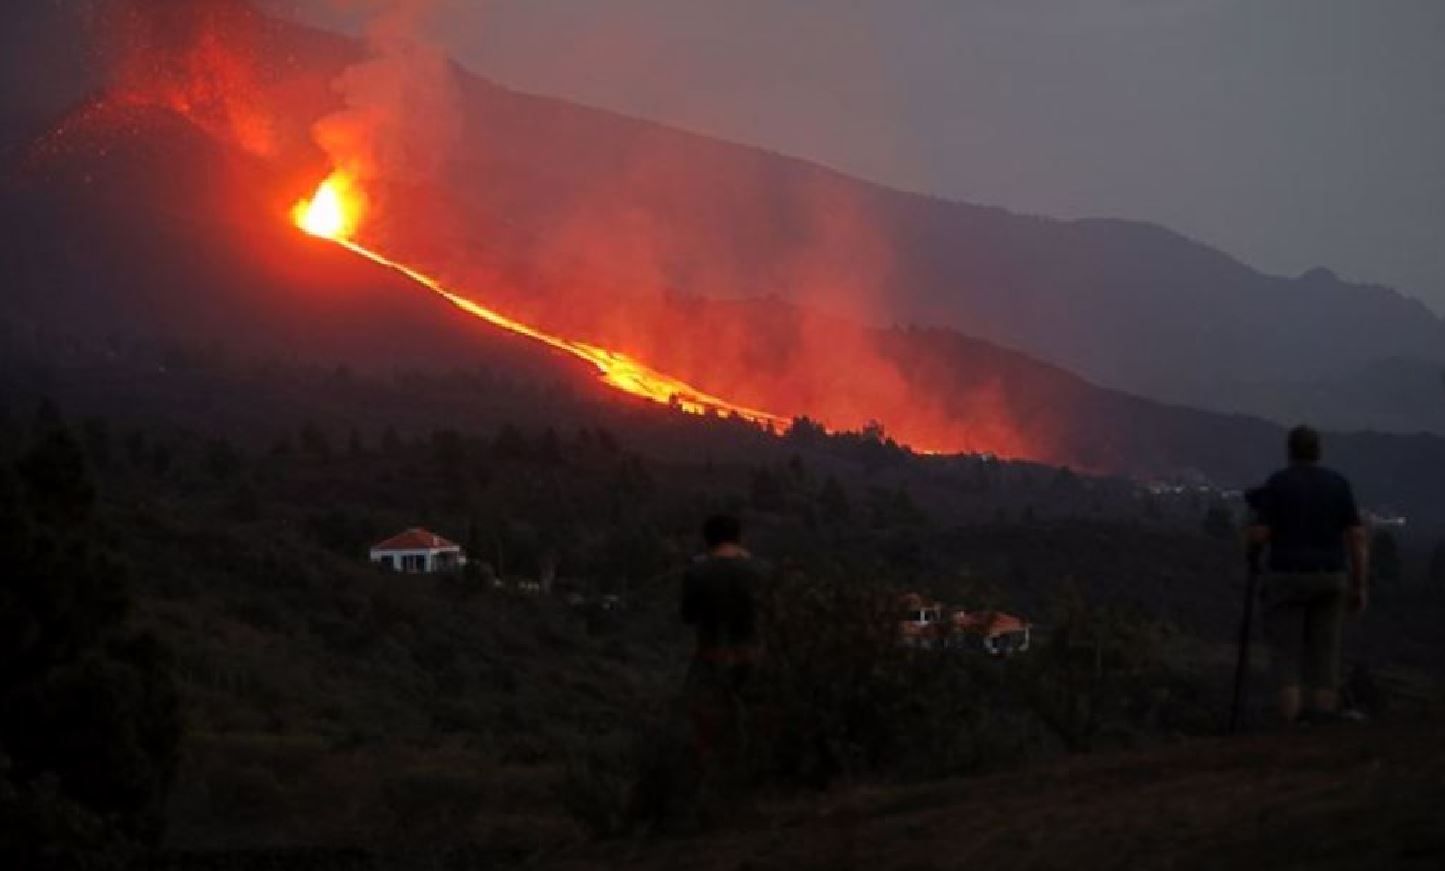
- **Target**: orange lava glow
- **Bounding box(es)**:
[294,173,363,240]
[293,173,790,429]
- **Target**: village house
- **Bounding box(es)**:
[369,528,466,574]
[898,592,1031,656]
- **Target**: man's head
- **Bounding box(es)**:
[702,513,742,550]
[1287,425,1322,464]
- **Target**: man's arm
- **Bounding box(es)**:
[1243,485,1269,567]
[1346,525,1369,613]
[1340,480,1368,612]
[1244,524,1269,571]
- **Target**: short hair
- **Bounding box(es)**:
[702,514,742,548]
[1287,425,1322,463]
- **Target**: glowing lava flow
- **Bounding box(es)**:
[293,173,789,428]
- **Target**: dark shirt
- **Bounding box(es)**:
[1255,463,1362,573]
[680,554,762,659]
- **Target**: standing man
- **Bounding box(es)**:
[682,514,763,694]
[1247,426,1369,724]
[680,514,764,782]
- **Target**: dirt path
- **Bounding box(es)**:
[541,720,1445,871]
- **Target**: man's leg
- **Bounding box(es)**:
[1262,576,1307,724]
[1311,687,1339,714]
[1303,574,1348,715]
[1278,685,1303,723]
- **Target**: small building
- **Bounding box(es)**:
[953,610,1032,657]
[898,593,947,649]
[369,528,466,574]
[898,592,1032,656]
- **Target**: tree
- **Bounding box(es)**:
[785,416,826,447]
[786,453,808,484]
[493,424,529,460]
[1,416,181,863]
[204,437,243,482]
[299,422,332,461]
[594,427,619,454]
[124,431,149,470]
[1050,466,1081,494]
[750,467,786,512]
[818,475,851,523]
[269,435,293,459]
[381,426,403,456]
[81,418,112,471]
[16,425,95,527]
[535,427,563,464]
[430,428,465,468]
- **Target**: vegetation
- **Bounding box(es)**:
[0,355,1440,860]
[0,408,181,868]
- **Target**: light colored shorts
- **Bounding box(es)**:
[1261,572,1347,690]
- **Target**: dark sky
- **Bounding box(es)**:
[270,0,1445,315]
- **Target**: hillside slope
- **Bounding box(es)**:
[3,2,1442,434]
[4,98,1445,523]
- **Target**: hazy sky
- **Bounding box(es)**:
[270,0,1445,314]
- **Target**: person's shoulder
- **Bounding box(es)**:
[1261,468,1292,491]
[1315,465,1354,489]
[740,556,771,578]
[684,555,712,580]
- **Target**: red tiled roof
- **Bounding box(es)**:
[952,610,1029,636]
[370,528,460,552]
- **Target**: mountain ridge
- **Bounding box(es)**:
[4,2,1442,434]
[3,98,1443,526]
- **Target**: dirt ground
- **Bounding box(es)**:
[540,718,1445,871]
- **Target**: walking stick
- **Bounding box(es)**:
[1228,546,1263,734]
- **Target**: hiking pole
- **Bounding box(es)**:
[1228,545,1263,734]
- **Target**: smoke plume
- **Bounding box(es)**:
[311,0,460,206]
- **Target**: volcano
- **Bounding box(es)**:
[1,2,1443,523]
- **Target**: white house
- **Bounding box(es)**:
[369,528,466,574]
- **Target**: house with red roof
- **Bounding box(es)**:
[369,528,466,574]
[898,592,1032,656]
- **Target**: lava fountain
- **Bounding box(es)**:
[293,172,790,428]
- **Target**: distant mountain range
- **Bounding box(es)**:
[1,2,1442,524]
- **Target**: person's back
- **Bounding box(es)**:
[682,554,762,664]
[1248,426,1368,725]
[1256,463,1359,574]
[681,514,764,687]
[672,514,763,813]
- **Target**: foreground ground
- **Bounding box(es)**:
[537,718,1444,871]
[154,717,1445,869]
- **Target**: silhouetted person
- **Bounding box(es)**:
[682,514,763,690]
[679,514,764,793]
[1247,426,1369,724]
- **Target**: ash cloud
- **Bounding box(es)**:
[311,0,461,188]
